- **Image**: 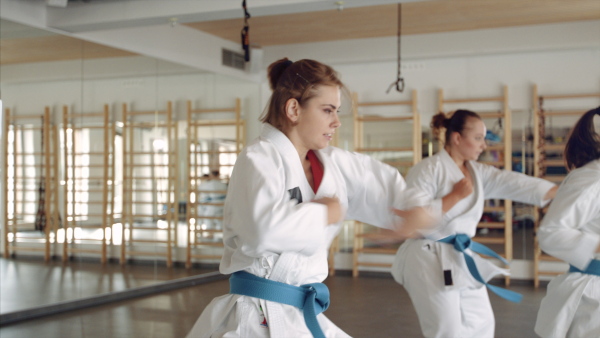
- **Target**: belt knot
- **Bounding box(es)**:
[452,233,471,252]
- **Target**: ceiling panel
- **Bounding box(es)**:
[186,0,600,46]
[0,35,137,65]
[0,20,137,65]
[1,0,599,65]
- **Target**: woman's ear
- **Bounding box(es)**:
[450,131,461,146]
[285,98,300,125]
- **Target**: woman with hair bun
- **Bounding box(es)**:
[391,109,558,338]
[186,58,433,338]
[535,107,600,338]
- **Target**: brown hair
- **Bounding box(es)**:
[431,109,482,144]
[260,58,346,131]
[564,106,600,170]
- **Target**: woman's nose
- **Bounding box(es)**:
[332,113,341,129]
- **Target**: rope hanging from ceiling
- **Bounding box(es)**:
[387,3,405,93]
[241,0,251,62]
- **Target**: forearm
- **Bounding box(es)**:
[538,225,600,269]
[483,167,556,206]
[442,192,461,213]
[314,196,343,225]
[543,185,558,202]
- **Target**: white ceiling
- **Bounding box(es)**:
[45,0,420,33]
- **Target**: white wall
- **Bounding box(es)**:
[337,48,600,126]
[263,20,600,130]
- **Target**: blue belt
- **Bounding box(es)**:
[229,271,330,338]
[569,259,600,276]
[438,234,523,303]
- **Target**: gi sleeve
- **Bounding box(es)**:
[537,172,600,270]
[224,148,328,257]
[332,149,432,230]
[478,164,556,206]
[405,160,444,221]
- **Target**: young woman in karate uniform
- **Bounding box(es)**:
[535,107,600,338]
[186,58,432,338]
[391,110,558,338]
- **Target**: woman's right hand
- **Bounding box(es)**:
[452,177,473,199]
[314,196,344,225]
[442,178,473,212]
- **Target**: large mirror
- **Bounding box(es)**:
[0,18,261,316]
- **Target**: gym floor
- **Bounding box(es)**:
[0,257,549,338]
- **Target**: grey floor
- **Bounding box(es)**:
[0,257,217,314]
[0,256,549,338]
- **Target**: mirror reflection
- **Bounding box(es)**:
[0,19,261,315]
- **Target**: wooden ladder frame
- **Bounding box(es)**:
[438,86,513,285]
[532,84,600,287]
[61,104,115,263]
[3,107,59,261]
[121,102,178,267]
[185,98,244,268]
[351,90,422,277]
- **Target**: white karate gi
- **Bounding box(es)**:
[534,159,600,338]
[391,149,555,338]
[187,123,429,338]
